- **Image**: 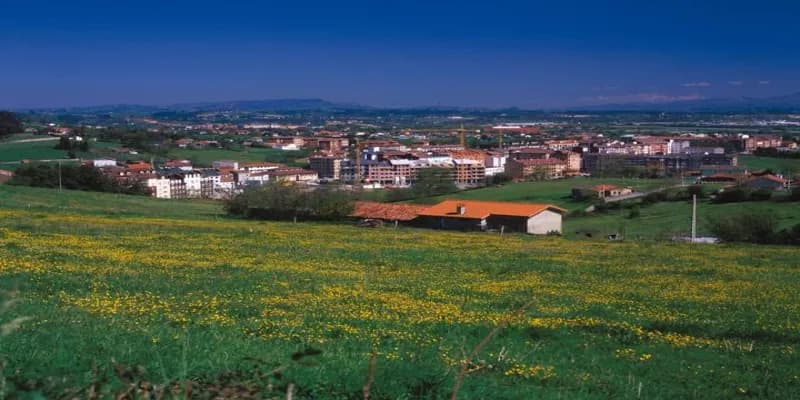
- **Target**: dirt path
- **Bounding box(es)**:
[1,136,60,144]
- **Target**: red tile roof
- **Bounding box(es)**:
[350,201,429,221]
[753,174,785,184]
[418,200,566,220]
[591,184,622,191]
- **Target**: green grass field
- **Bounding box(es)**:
[565,200,800,240]
[739,155,800,174]
[0,186,798,399]
[163,147,310,167]
[1,136,311,168]
[0,136,66,165]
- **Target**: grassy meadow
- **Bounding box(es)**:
[0,186,799,399]
[739,155,800,174]
[0,136,66,166]
[0,135,310,169]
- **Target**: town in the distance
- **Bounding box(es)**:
[1,105,798,241]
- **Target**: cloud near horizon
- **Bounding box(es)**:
[680,81,711,88]
[727,81,743,86]
[758,80,771,85]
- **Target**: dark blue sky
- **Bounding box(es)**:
[2,0,799,109]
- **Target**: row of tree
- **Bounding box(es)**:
[9,164,147,195]
[0,111,23,139]
[225,182,354,221]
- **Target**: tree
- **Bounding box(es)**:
[9,163,147,195]
[687,184,704,199]
[412,167,457,198]
[55,136,72,150]
[0,111,23,139]
[225,182,355,221]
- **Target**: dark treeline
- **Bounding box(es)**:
[225,182,354,221]
[0,111,23,139]
[9,163,147,195]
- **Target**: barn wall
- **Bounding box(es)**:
[486,215,529,232]
[527,210,562,234]
[417,216,486,231]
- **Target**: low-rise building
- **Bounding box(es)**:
[417,200,566,234]
[505,158,567,180]
[309,154,346,180]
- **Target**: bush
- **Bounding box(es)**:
[687,184,704,199]
[713,187,751,203]
[487,172,512,186]
[775,224,800,245]
[707,212,778,244]
[641,191,667,205]
[627,205,641,219]
[750,189,773,201]
[790,187,800,202]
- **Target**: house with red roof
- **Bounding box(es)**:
[0,169,14,184]
[571,184,633,200]
[349,201,429,223]
[417,200,566,234]
[746,174,787,191]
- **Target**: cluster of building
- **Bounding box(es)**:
[88,159,318,199]
[304,133,792,185]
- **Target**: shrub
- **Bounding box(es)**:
[750,189,773,201]
[641,191,667,205]
[788,187,800,202]
[687,184,704,199]
[707,212,778,244]
[713,187,751,203]
[488,172,512,186]
[627,205,641,219]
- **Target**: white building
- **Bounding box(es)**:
[146,177,171,199]
[92,158,118,168]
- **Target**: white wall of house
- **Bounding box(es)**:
[146,178,171,199]
[184,173,203,197]
[93,159,117,168]
[526,210,562,234]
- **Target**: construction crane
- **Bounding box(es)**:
[497,130,504,150]
[459,124,467,149]
[353,138,363,183]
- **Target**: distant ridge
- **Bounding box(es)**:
[14,92,800,114]
[16,98,370,114]
[572,92,800,112]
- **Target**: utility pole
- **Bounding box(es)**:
[58,161,62,192]
[691,194,697,243]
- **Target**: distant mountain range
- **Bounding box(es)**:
[17,92,800,114]
[572,92,800,113]
[21,98,362,114]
